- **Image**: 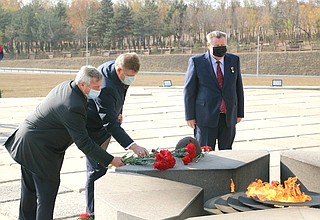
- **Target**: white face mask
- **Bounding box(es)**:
[122,75,135,85]
[87,88,100,99]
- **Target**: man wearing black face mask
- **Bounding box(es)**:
[184,31,244,151]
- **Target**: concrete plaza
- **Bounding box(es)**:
[1,85,320,219]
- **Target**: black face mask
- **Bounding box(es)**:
[212,46,227,57]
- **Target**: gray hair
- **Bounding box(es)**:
[75,65,102,85]
[206,31,227,43]
[115,52,140,72]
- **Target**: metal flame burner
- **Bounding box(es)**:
[204,191,320,214]
[248,191,320,207]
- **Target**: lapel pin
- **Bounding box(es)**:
[231,66,235,73]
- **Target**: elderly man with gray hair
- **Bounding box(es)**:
[3,65,124,220]
[184,30,244,151]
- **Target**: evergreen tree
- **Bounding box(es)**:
[0,8,12,32]
[113,4,134,50]
[92,0,114,49]
[136,0,161,49]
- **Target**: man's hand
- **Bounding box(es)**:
[111,156,124,167]
[237,117,242,123]
[187,119,196,129]
[130,143,149,157]
[118,114,123,124]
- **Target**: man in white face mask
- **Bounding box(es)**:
[4,66,125,220]
[82,52,149,219]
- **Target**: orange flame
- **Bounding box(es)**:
[230,178,235,193]
[245,177,312,203]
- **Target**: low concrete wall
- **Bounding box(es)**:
[281,150,320,193]
[95,173,204,220]
[95,151,269,219]
[116,150,270,201]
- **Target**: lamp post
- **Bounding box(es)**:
[86,25,94,65]
[256,34,260,77]
[256,26,261,77]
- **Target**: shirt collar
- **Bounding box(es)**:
[211,54,224,66]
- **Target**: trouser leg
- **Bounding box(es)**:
[85,157,107,214]
[217,114,236,150]
[19,166,60,220]
[85,137,110,214]
[194,125,218,151]
[19,167,37,220]
[194,114,236,151]
[35,174,60,220]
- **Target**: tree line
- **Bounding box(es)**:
[0,0,320,57]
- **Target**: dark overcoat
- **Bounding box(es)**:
[4,81,113,181]
[86,61,134,148]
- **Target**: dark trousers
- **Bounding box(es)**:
[194,113,236,150]
[85,157,107,214]
[19,166,60,220]
[85,137,110,214]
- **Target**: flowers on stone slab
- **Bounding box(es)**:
[171,142,198,165]
[195,146,214,162]
[121,137,213,171]
[201,146,213,152]
[121,148,176,170]
[153,149,176,170]
[121,153,156,165]
[122,146,213,170]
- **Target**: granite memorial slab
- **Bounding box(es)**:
[116,150,269,201]
[95,173,204,220]
[281,150,320,193]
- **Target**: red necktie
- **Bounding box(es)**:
[216,61,227,113]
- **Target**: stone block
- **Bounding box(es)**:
[281,150,320,193]
[101,50,110,57]
[116,150,270,201]
[95,173,204,220]
[63,52,72,58]
[28,54,35,59]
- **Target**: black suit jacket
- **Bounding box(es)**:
[184,51,244,127]
[86,61,134,148]
[4,81,114,181]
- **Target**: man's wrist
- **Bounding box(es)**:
[125,142,135,150]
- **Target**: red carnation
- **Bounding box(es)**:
[153,150,176,170]
[201,146,213,152]
[182,155,193,165]
[186,143,197,158]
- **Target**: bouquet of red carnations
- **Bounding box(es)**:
[153,149,176,170]
[121,137,213,171]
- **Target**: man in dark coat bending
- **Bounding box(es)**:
[84,53,149,218]
[3,66,124,220]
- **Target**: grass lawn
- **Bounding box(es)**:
[1,73,320,98]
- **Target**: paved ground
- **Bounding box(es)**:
[1,85,320,219]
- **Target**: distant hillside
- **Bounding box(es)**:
[1,51,319,76]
